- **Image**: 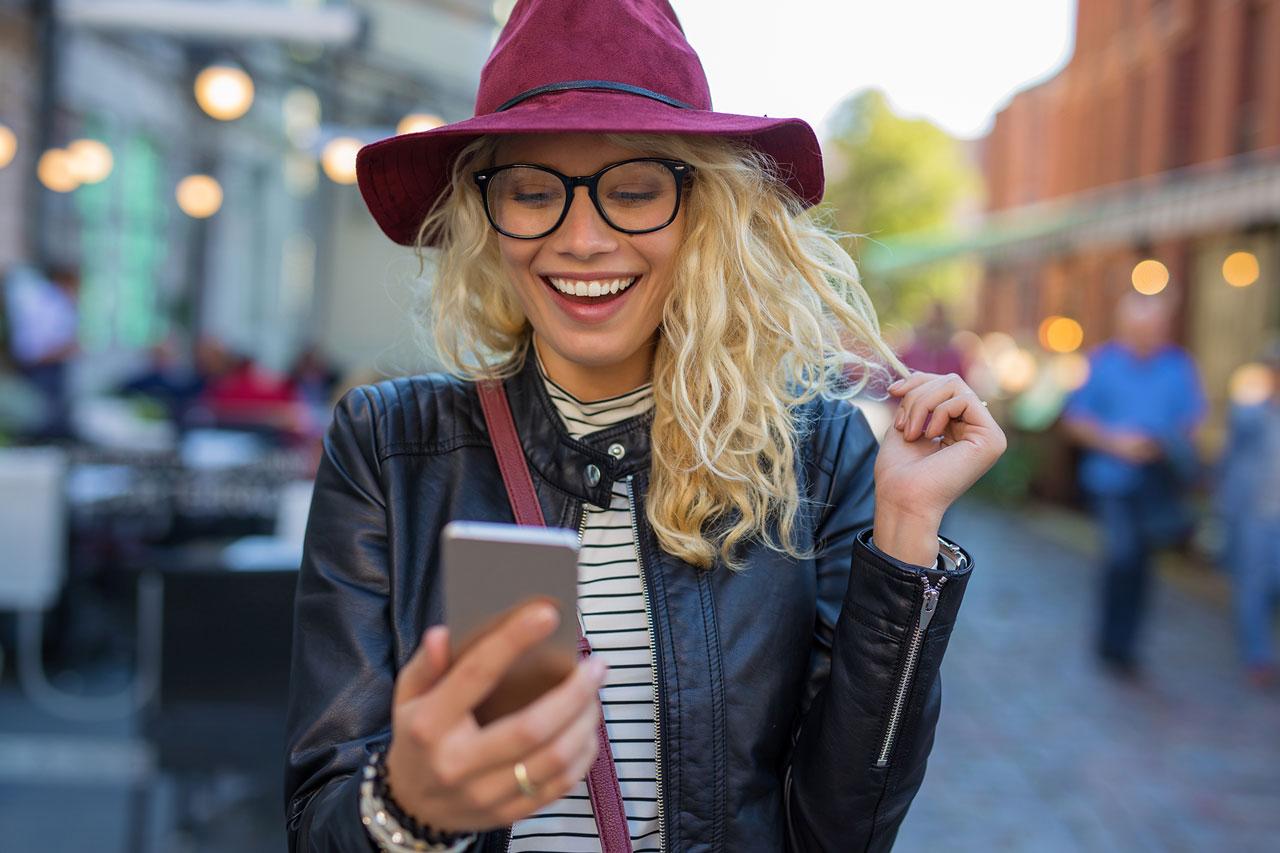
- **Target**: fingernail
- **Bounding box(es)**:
[525,603,558,629]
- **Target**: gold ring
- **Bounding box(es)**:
[513,761,539,798]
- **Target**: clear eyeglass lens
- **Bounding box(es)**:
[486,162,679,237]
[486,167,567,237]
[597,161,678,231]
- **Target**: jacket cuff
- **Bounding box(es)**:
[864,528,969,574]
[851,528,973,635]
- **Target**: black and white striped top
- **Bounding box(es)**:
[507,367,660,853]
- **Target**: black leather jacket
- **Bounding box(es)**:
[284,356,973,852]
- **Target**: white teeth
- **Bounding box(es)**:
[546,276,637,298]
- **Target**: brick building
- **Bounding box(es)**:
[979,0,1280,444]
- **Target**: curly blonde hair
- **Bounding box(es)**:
[415,133,903,569]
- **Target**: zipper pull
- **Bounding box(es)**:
[916,576,946,634]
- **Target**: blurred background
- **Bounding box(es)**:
[0,1,1277,851]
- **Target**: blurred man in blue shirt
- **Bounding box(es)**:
[1064,292,1206,677]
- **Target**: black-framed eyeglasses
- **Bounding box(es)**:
[472,157,693,240]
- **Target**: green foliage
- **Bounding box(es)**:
[821,90,982,325]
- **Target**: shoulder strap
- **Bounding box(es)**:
[475,378,635,853]
[476,379,546,526]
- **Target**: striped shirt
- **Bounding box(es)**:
[507,368,660,853]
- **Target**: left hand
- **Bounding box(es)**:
[872,372,1007,565]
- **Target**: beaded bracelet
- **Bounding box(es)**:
[359,746,476,853]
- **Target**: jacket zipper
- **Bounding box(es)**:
[626,475,665,851]
[873,574,947,769]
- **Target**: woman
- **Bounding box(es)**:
[284,2,1006,851]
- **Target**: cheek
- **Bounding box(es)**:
[497,243,540,293]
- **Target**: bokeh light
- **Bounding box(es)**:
[1131,259,1169,295]
[1048,352,1090,391]
[66,138,114,184]
[37,148,79,192]
[321,137,362,184]
[993,346,1038,394]
[0,124,16,170]
[176,174,224,218]
[397,113,445,135]
[1229,362,1273,405]
[1222,251,1260,288]
[194,64,255,121]
[283,87,321,147]
[284,152,319,197]
[1038,315,1084,353]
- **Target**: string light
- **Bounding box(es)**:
[1222,251,1260,288]
[194,64,255,121]
[321,137,362,184]
[0,124,16,170]
[176,174,223,218]
[1131,259,1169,295]
[66,139,114,184]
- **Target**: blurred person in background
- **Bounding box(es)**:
[1,263,80,439]
[116,334,208,426]
[1215,340,1280,690]
[197,349,304,438]
[1063,291,1206,678]
[899,300,966,378]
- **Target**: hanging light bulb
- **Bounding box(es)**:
[37,149,79,192]
[66,138,114,184]
[0,124,16,170]
[176,174,223,218]
[397,113,444,135]
[321,136,362,185]
[194,63,255,121]
[1131,259,1169,295]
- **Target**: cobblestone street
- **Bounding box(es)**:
[895,503,1280,853]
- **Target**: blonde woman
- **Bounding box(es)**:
[284,2,1006,852]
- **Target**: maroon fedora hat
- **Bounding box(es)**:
[356,0,824,247]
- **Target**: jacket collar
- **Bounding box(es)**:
[503,353,654,507]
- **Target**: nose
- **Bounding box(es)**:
[548,186,617,259]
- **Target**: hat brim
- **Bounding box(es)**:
[356,89,824,247]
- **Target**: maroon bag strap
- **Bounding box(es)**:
[476,379,635,853]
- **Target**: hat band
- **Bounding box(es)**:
[494,79,696,113]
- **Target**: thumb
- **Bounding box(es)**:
[393,625,451,706]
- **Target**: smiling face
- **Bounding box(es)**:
[490,133,686,399]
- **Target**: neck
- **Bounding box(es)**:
[533,335,654,401]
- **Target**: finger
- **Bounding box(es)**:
[464,656,608,774]
[427,601,560,725]
[901,375,964,440]
[450,694,600,821]
[493,703,602,822]
[923,395,975,440]
[394,626,451,706]
[887,370,935,398]
[512,693,600,801]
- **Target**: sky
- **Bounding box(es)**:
[670,0,1078,141]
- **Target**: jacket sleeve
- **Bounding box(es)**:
[284,386,392,853]
[784,399,973,852]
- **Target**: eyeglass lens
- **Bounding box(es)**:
[484,161,679,238]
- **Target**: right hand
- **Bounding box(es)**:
[384,601,608,833]
[1108,431,1161,464]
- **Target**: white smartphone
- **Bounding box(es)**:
[441,520,580,723]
